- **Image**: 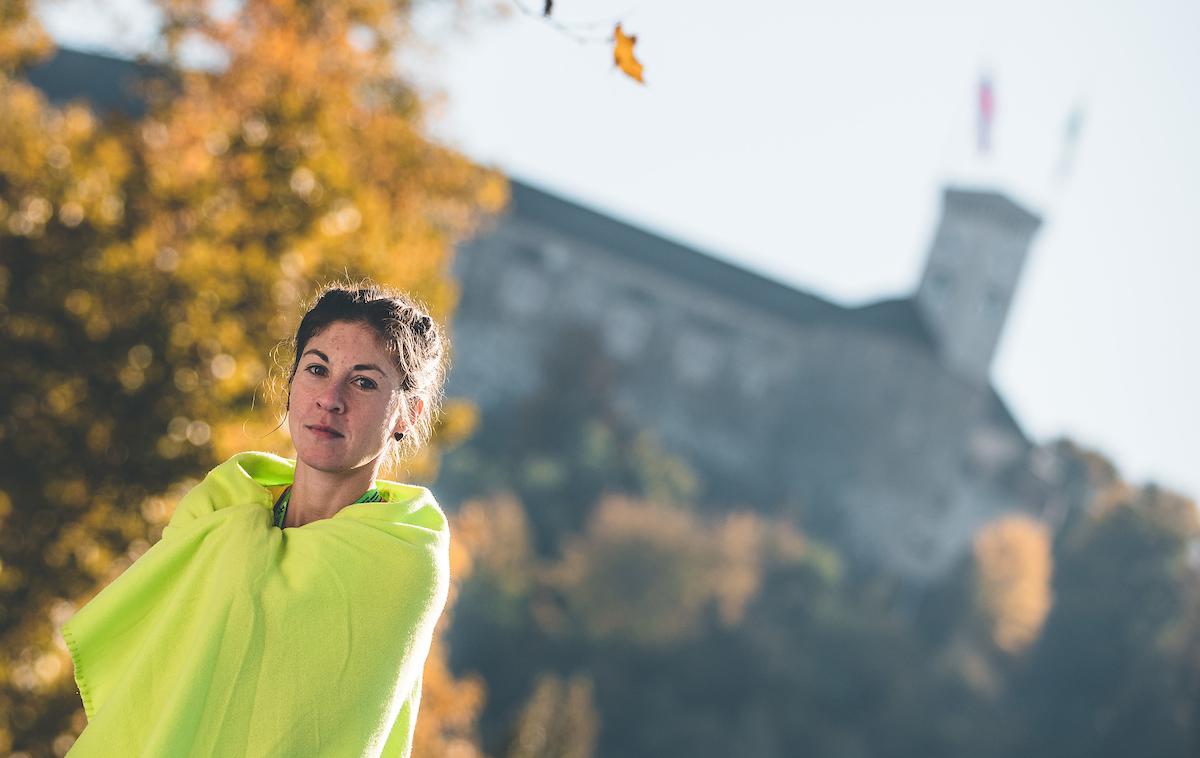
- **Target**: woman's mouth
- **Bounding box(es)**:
[306,425,344,439]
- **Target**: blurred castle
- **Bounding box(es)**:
[445,182,1051,582]
[31,47,1076,584]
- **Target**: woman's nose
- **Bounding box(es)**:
[316,383,346,413]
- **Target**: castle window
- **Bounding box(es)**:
[675,327,722,385]
[737,343,788,397]
[543,241,571,272]
[604,302,652,359]
[498,265,549,316]
[510,244,544,267]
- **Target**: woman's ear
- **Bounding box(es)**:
[392,397,423,439]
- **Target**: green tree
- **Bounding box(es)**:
[1010,480,1200,758]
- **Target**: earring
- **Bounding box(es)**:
[394,431,404,441]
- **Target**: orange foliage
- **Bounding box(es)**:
[412,628,490,757]
[452,493,535,595]
[972,514,1054,654]
[540,495,806,644]
[0,0,52,70]
[506,671,599,758]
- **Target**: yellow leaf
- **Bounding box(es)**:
[613,23,644,83]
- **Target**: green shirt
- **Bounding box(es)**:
[272,484,385,529]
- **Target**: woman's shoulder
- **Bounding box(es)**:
[220,450,296,485]
[372,481,446,530]
[163,451,292,539]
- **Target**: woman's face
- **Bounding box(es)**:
[287,320,406,474]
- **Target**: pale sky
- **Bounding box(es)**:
[39,0,1199,500]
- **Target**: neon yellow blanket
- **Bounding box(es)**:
[60,451,451,757]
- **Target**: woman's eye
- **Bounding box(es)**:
[304,365,374,390]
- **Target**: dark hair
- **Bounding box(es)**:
[275,279,449,471]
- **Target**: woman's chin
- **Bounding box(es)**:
[295,445,351,472]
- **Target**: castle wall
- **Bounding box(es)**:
[444,208,1034,583]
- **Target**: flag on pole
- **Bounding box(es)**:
[978,73,995,155]
[1055,103,1085,180]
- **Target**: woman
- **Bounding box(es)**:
[61,284,452,758]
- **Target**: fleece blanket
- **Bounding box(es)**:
[60,450,451,758]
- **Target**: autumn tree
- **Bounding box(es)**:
[972,513,1054,655]
[0,0,505,753]
[503,671,599,758]
[540,495,789,645]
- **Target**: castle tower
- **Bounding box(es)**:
[914,187,1042,385]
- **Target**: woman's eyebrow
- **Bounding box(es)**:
[301,349,387,376]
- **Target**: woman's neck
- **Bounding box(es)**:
[286,459,380,528]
